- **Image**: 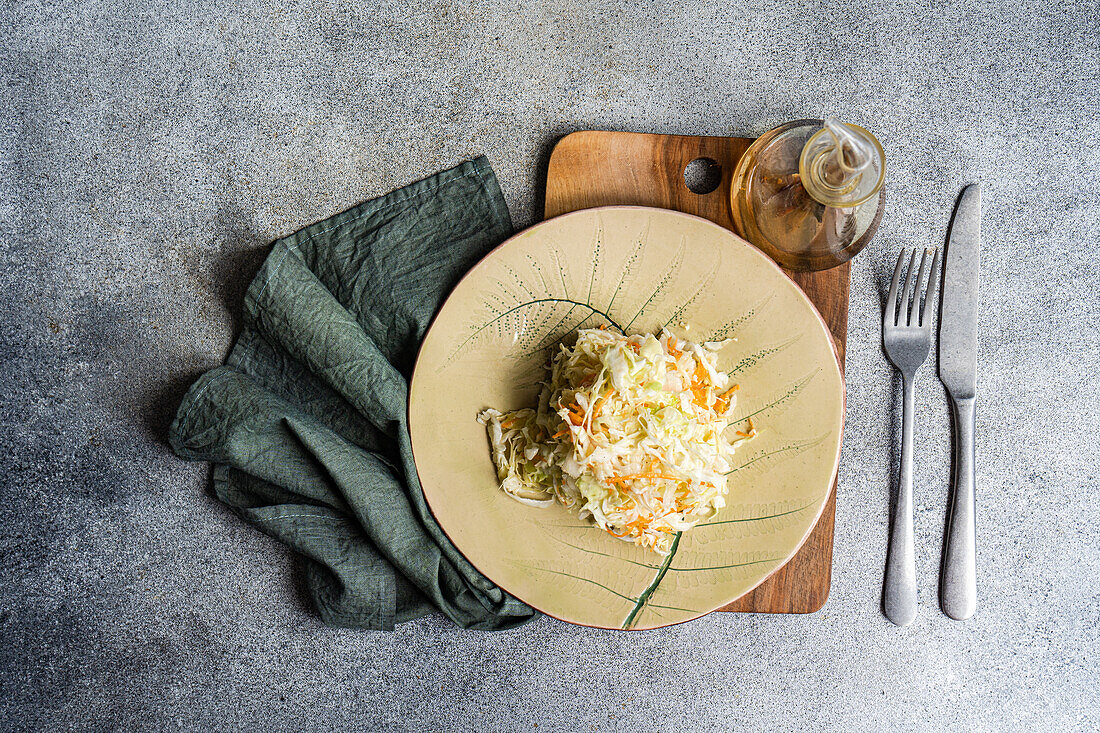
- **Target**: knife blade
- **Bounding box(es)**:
[939,185,981,398]
[938,184,980,621]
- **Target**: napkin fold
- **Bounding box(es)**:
[170,158,537,630]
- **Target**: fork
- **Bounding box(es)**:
[882,247,941,626]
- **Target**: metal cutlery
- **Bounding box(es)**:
[938,184,981,621]
[882,247,941,626]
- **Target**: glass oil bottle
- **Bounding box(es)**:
[731,119,886,271]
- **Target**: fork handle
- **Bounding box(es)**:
[884,374,918,626]
[941,397,977,620]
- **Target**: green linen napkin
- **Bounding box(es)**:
[170,158,537,630]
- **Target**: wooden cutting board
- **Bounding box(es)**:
[544,130,849,613]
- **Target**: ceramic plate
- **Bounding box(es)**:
[409,206,844,629]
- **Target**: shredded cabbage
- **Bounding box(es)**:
[477,327,755,554]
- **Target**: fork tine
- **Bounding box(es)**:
[885,250,906,327]
[921,248,942,328]
[899,249,918,327]
[910,249,932,326]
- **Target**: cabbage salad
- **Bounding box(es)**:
[478,327,754,555]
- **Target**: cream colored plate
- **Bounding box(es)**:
[409,206,844,629]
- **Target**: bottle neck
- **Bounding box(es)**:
[799,120,884,207]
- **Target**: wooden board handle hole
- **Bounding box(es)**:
[683,157,723,195]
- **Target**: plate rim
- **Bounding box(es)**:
[408,204,847,629]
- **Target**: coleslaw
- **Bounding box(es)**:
[478,327,755,554]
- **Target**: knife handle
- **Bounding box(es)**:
[941,397,977,620]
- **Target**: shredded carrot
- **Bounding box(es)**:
[500,418,516,429]
[687,362,712,407]
[590,388,613,419]
[551,428,569,439]
[563,402,585,425]
[715,384,740,411]
[605,472,683,485]
[693,362,707,384]
[718,385,740,401]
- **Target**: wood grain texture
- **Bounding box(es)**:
[544,130,849,614]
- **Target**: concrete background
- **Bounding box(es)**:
[3,0,1098,730]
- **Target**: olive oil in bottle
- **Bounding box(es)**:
[731,119,885,271]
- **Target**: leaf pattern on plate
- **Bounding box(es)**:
[441,218,721,369]
[723,434,829,477]
[725,334,801,378]
[623,237,685,331]
[513,560,638,617]
[543,531,662,570]
[728,369,821,426]
[704,292,775,342]
[661,546,785,591]
[622,532,683,629]
[696,500,818,541]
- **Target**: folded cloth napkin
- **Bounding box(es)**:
[170,158,537,630]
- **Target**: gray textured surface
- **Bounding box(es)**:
[3,0,1098,730]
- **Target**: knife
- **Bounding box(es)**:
[938,184,981,620]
